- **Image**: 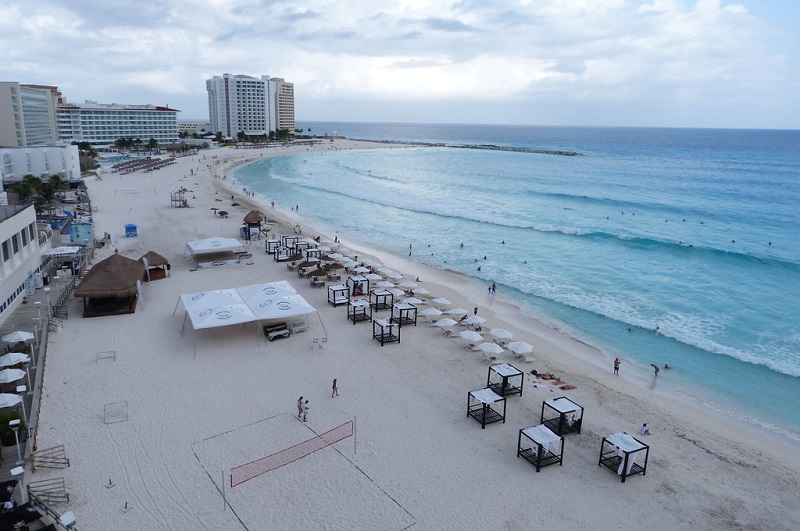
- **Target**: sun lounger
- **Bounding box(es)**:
[263,323,290,342]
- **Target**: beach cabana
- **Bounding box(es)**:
[347,299,372,324]
[185,237,244,268]
[467,388,506,429]
[74,254,145,317]
[170,188,188,208]
[242,210,265,240]
[598,432,649,483]
[273,246,291,262]
[487,363,524,397]
[370,289,394,311]
[139,251,170,281]
[347,275,369,297]
[265,239,281,254]
[281,235,298,248]
[327,284,349,307]
[518,425,564,472]
[541,396,584,435]
[373,318,400,346]
[390,302,417,327]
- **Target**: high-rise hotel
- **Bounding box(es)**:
[206,74,295,138]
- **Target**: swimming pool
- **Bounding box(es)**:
[70,222,94,243]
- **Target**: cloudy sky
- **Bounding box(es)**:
[2,0,798,128]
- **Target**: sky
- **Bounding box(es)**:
[1,0,798,129]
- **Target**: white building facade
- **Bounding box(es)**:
[0,83,60,147]
[57,101,179,146]
[206,74,295,138]
[0,202,52,327]
[1,145,81,183]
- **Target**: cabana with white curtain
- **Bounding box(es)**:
[347,275,369,297]
[373,318,400,346]
[347,299,372,324]
[390,302,417,327]
[265,239,281,254]
[328,284,349,307]
[487,363,524,397]
[370,289,394,311]
[517,424,564,472]
[598,432,650,483]
[541,396,584,435]
[467,388,506,429]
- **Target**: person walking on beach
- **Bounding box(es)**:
[302,400,310,422]
[473,307,478,316]
[491,282,496,294]
[297,396,304,419]
[614,358,620,375]
[332,379,339,398]
[651,364,660,377]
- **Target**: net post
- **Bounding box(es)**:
[222,470,226,512]
[354,416,357,456]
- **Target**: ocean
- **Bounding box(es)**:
[233,122,800,440]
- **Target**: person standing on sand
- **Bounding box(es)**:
[297,396,304,419]
[332,379,339,398]
[651,364,660,377]
[491,282,496,294]
[473,307,478,316]
[302,400,310,422]
[614,358,620,375]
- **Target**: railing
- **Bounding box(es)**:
[32,444,70,470]
[27,488,79,530]
[0,197,35,223]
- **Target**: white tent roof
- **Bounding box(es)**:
[180,280,317,331]
[185,237,244,255]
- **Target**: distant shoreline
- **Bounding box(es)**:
[346,137,581,156]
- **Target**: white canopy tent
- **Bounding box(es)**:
[176,280,318,355]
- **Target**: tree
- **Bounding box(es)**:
[214,132,223,142]
[73,141,97,157]
[147,138,159,153]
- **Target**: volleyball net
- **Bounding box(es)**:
[230,420,354,487]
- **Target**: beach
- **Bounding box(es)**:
[33,140,800,530]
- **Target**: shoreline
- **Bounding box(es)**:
[33,140,800,530]
[218,142,800,459]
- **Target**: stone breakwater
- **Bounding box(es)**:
[348,137,581,156]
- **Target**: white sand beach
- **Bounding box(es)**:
[34,140,800,530]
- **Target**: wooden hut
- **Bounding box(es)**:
[242,210,265,240]
[518,425,565,472]
[139,251,170,281]
[598,432,650,482]
[74,254,145,317]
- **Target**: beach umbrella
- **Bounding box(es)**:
[328,253,344,260]
[376,280,394,288]
[365,273,383,281]
[342,261,359,269]
[388,289,406,297]
[288,253,304,262]
[297,261,316,269]
[0,353,29,368]
[419,308,442,316]
[433,318,458,328]
[464,315,486,325]
[459,330,483,342]
[380,268,403,279]
[0,369,25,384]
[402,297,424,305]
[398,281,418,289]
[361,258,382,268]
[325,262,344,271]
[431,298,452,306]
[508,341,534,355]
[305,257,320,263]
[412,287,430,295]
[309,268,328,277]
[446,307,469,315]
[491,328,514,340]
[317,245,332,253]
[0,393,22,409]
[354,266,370,273]
[2,331,34,343]
[478,343,505,355]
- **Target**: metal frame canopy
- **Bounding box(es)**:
[599,432,650,483]
[467,388,506,429]
[518,424,564,472]
[541,396,584,435]
[487,363,524,397]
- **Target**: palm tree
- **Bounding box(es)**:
[147,138,159,153]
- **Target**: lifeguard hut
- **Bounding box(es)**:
[170,188,188,208]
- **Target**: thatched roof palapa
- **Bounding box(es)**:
[243,210,265,224]
[139,251,169,267]
[74,254,145,298]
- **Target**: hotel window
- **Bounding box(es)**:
[29,224,35,241]
[21,229,27,247]
[2,241,8,262]
[11,235,19,254]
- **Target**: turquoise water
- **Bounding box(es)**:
[69,222,93,243]
[235,123,800,439]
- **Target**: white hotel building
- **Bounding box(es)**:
[206,74,295,138]
[57,101,180,146]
